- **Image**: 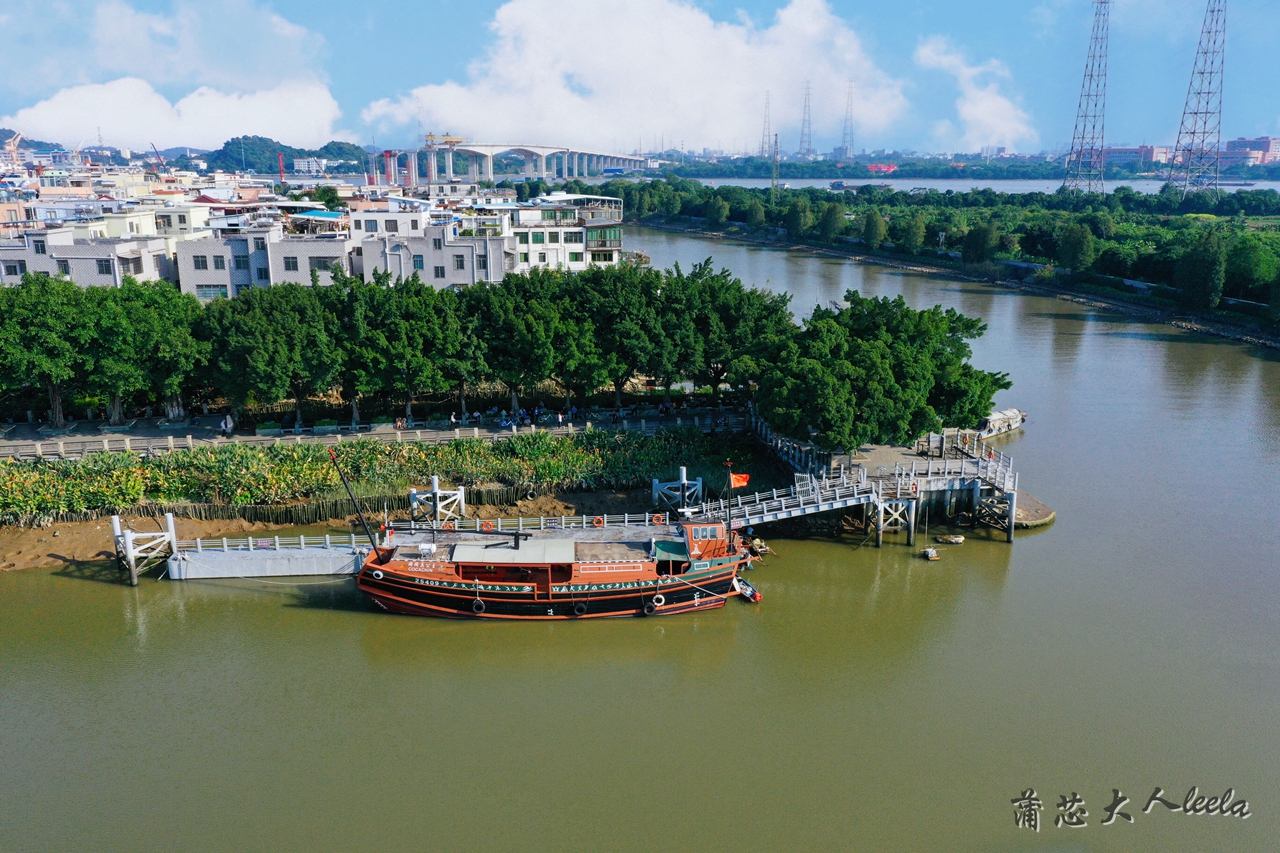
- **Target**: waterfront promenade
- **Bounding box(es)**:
[0,412,748,461]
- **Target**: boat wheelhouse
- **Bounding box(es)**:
[356,520,754,619]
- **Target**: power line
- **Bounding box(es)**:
[1063,0,1110,194]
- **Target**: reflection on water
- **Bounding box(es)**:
[2,228,1279,852]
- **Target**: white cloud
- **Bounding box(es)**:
[361,0,907,153]
[0,78,347,150]
[91,0,326,90]
[913,37,1037,153]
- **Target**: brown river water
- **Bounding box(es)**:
[1,227,1278,852]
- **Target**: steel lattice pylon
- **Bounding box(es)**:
[1064,0,1111,194]
[840,81,855,160]
[1169,0,1226,198]
[759,91,771,159]
[798,81,813,157]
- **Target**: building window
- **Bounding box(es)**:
[432,237,442,250]
[234,255,249,270]
[413,255,424,270]
[284,256,299,271]
[365,220,377,232]
[476,256,487,270]
[213,255,226,270]
[97,259,113,275]
[569,252,583,262]
[157,215,172,228]
[519,252,529,263]
[4,261,23,276]
[410,220,419,231]
[453,254,465,270]
[254,238,266,251]
[126,257,143,274]
[193,255,209,270]
[547,232,559,243]
[516,233,528,244]
[565,231,584,243]
[385,219,398,232]
[33,240,46,254]
[56,259,70,275]
[308,257,339,271]
[591,251,614,263]
[541,210,557,220]
[537,252,547,263]
[178,215,187,225]
[196,285,228,300]
[532,232,545,244]
[257,267,269,281]
[433,265,446,279]
[354,220,362,230]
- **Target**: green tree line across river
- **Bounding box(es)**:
[546,177,1280,316]
[0,261,1007,454]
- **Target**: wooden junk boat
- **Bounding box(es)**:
[355,520,756,620]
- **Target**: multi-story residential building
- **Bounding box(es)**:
[0,227,175,285]
[175,223,354,301]
[1101,146,1172,166]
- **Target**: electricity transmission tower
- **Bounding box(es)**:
[771,134,780,203]
[759,92,771,159]
[840,81,855,161]
[1064,0,1110,193]
[1169,0,1226,198]
[798,81,813,157]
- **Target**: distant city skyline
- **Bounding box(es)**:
[0,0,1275,156]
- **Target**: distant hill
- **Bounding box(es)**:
[0,128,65,150]
[157,145,208,160]
[196,136,367,174]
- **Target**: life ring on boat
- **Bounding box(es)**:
[987,449,995,460]
[652,594,665,607]
[441,521,456,531]
[471,599,486,614]
[649,513,666,525]
[480,520,495,532]
[573,602,588,616]
[961,435,969,446]
[592,516,605,528]
[371,569,383,580]
[643,602,657,616]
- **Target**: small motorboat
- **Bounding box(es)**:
[921,548,940,561]
[748,537,772,557]
[935,535,965,545]
[735,577,763,603]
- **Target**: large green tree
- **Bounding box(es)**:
[1224,233,1279,301]
[756,291,1010,449]
[202,283,337,421]
[1174,228,1229,310]
[0,274,94,428]
[817,202,846,242]
[572,264,664,408]
[319,270,392,426]
[862,209,887,249]
[84,279,205,425]
[1056,223,1096,273]
[466,270,563,411]
[685,265,793,399]
[784,198,813,240]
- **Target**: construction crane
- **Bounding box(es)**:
[424,132,468,147]
[3,131,24,168]
[150,143,166,167]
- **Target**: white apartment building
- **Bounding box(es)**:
[0,227,175,285]
[175,223,354,301]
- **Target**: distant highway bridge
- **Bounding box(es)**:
[375,135,651,185]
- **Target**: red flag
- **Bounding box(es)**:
[730,472,750,489]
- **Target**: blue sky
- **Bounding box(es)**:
[1,0,1275,155]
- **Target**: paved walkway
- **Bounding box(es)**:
[0,413,748,461]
